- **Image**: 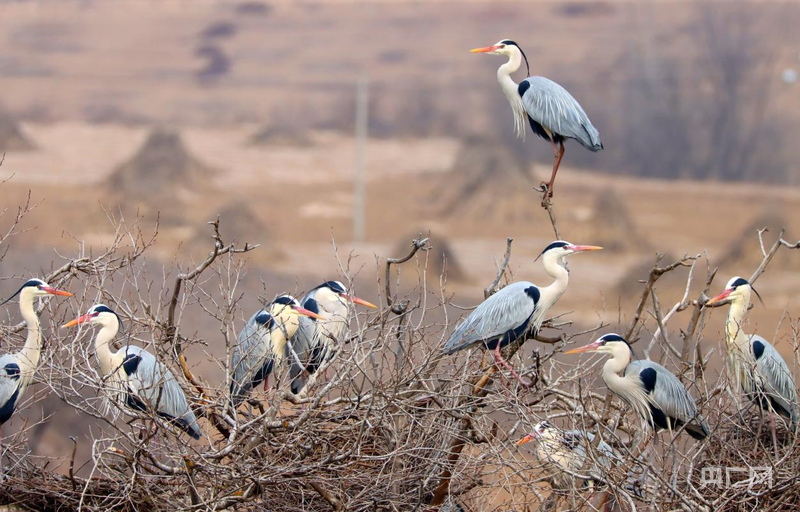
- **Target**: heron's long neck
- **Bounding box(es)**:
[725,299,749,350]
[95,324,120,376]
[19,294,42,378]
[497,50,526,139]
[601,353,629,390]
[540,257,569,310]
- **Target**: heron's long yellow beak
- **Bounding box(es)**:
[516,433,536,446]
[706,289,732,306]
[564,341,602,355]
[470,45,501,53]
[42,286,72,297]
[62,314,91,328]
[343,294,377,309]
[569,245,603,253]
[293,306,325,320]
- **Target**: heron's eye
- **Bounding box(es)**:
[92,312,100,317]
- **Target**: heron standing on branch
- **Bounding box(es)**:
[706,277,797,456]
[471,40,603,197]
[63,304,202,439]
[0,279,71,458]
[443,241,602,387]
[566,333,709,440]
[230,295,323,407]
[287,281,376,395]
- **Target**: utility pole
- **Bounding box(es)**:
[353,74,368,243]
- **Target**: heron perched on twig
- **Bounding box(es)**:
[287,281,376,395]
[443,241,602,387]
[230,295,323,406]
[517,420,616,490]
[63,304,202,439]
[471,40,603,197]
[566,333,709,440]
[706,277,798,456]
[0,279,71,457]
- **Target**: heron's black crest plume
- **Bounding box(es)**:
[599,333,636,357]
[751,285,765,307]
[93,304,125,333]
[314,280,346,294]
[731,277,749,288]
[500,39,530,76]
[273,295,297,306]
[534,241,569,262]
[0,279,46,307]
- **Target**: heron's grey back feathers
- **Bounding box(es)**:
[443,281,537,354]
[748,334,798,425]
[520,76,603,151]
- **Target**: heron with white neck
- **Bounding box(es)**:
[471,40,603,197]
[706,277,797,457]
[443,241,602,387]
[230,295,323,407]
[566,333,709,441]
[0,279,71,460]
[63,304,202,439]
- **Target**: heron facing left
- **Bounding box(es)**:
[63,304,203,440]
[471,40,603,196]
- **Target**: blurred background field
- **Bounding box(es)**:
[0,0,798,487]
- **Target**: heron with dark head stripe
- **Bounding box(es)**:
[0,279,71,464]
[230,295,324,406]
[566,333,709,441]
[443,241,602,387]
[471,40,603,197]
[706,277,797,456]
[63,304,203,439]
[286,281,376,395]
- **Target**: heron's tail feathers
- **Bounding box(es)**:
[685,419,710,441]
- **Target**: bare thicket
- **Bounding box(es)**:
[0,191,797,512]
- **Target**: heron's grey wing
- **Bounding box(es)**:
[123,346,201,439]
[627,360,706,432]
[0,354,22,425]
[230,310,272,404]
[520,76,602,151]
[751,335,798,424]
[287,315,316,394]
[443,281,537,354]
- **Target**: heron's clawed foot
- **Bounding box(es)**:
[539,181,554,198]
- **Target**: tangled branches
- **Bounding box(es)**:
[0,201,797,512]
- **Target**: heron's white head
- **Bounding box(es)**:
[310,281,377,313]
[470,39,530,75]
[706,276,759,307]
[1,278,73,306]
[516,420,557,446]
[268,295,324,321]
[536,241,603,267]
[62,304,123,330]
[564,333,634,360]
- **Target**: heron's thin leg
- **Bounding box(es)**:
[548,141,566,196]
[769,412,780,458]
[263,376,269,392]
[492,343,530,388]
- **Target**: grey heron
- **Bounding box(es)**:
[565,333,709,440]
[517,420,615,490]
[0,279,71,455]
[706,277,798,456]
[443,241,602,387]
[229,295,323,406]
[63,304,202,439]
[471,40,603,197]
[287,281,377,395]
